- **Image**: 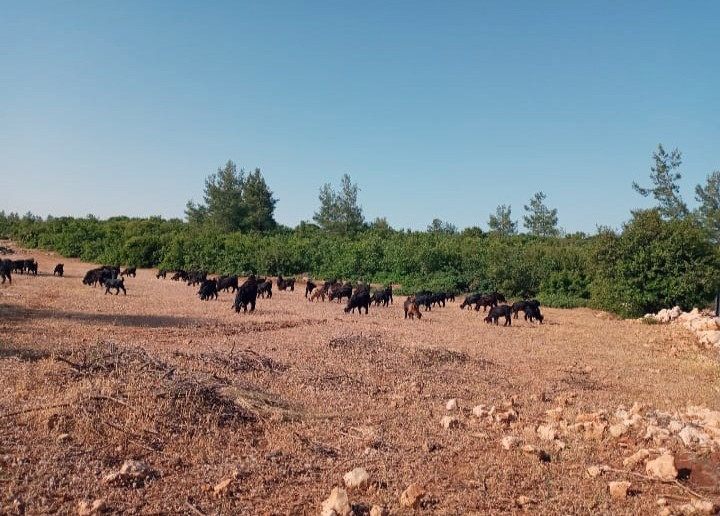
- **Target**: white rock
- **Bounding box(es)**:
[321,487,351,516]
[645,454,678,481]
[608,481,631,500]
[78,499,106,515]
[623,449,650,469]
[445,398,458,411]
[668,420,684,434]
[343,467,369,490]
[678,426,712,448]
[644,425,670,444]
[440,415,460,429]
[472,405,488,418]
[399,483,425,508]
[501,436,521,450]
[537,424,557,441]
[609,423,628,438]
[369,505,387,516]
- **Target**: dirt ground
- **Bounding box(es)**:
[1,246,719,515]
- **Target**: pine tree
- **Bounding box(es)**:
[488,204,517,235]
[694,170,720,242]
[632,144,688,219]
[523,192,559,236]
[313,174,365,234]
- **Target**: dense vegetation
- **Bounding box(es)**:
[2,145,719,318]
[2,208,717,317]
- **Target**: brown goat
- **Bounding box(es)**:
[404,296,422,320]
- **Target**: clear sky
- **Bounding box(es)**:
[2,1,718,232]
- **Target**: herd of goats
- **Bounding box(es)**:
[1,258,545,326]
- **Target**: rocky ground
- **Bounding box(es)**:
[1,245,719,515]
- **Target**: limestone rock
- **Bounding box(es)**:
[440,415,460,430]
[369,506,387,516]
[609,423,628,438]
[623,449,650,469]
[608,481,631,500]
[472,405,489,418]
[77,499,106,515]
[446,398,458,411]
[321,487,351,516]
[400,483,426,509]
[537,424,557,441]
[343,467,369,490]
[213,478,233,496]
[645,454,678,481]
[501,436,521,450]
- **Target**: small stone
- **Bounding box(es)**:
[608,480,631,500]
[446,398,458,411]
[321,487,351,516]
[537,424,557,441]
[472,405,488,418]
[584,421,607,440]
[501,436,521,450]
[690,499,716,514]
[343,467,369,490]
[609,423,629,438]
[656,498,668,506]
[213,478,233,496]
[587,466,602,478]
[668,420,684,434]
[658,508,672,516]
[78,499,106,515]
[400,483,426,509]
[369,506,387,516]
[118,459,153,481]
[521,444,537,454]
[584,365,594,374]
[516,495,533,506]
[553,440,566,451]
[646,454,678,481]
[440,416,460,430]
[623,449,650,469]
[678,426,711,448]
[644,425,671,444]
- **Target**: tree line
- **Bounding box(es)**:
[1,144,719,318]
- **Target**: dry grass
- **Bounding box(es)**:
[1,245,719,514]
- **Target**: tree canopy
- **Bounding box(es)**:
[312,174,365,234]
[523,192,559,237]
[632,144,688,220]
[185,160,277,232]
[488,204,517,235]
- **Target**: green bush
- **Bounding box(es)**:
[589,210,720,317]
[2,209,717,318]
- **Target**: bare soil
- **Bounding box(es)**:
[1,246,718,514]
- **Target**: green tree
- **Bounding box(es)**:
[185,161,277,232]
[523,192,559,236]
[427,218,457,234]
[487,204,517,235]
[694,170,720,242]
[632,144,688,219]
[242,168,277,231]
[186,160,246,231]
[369,217,393,232]
[313,174,365,234]
[591,209,720,317]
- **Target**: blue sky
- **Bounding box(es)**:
[2,1,718,232]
